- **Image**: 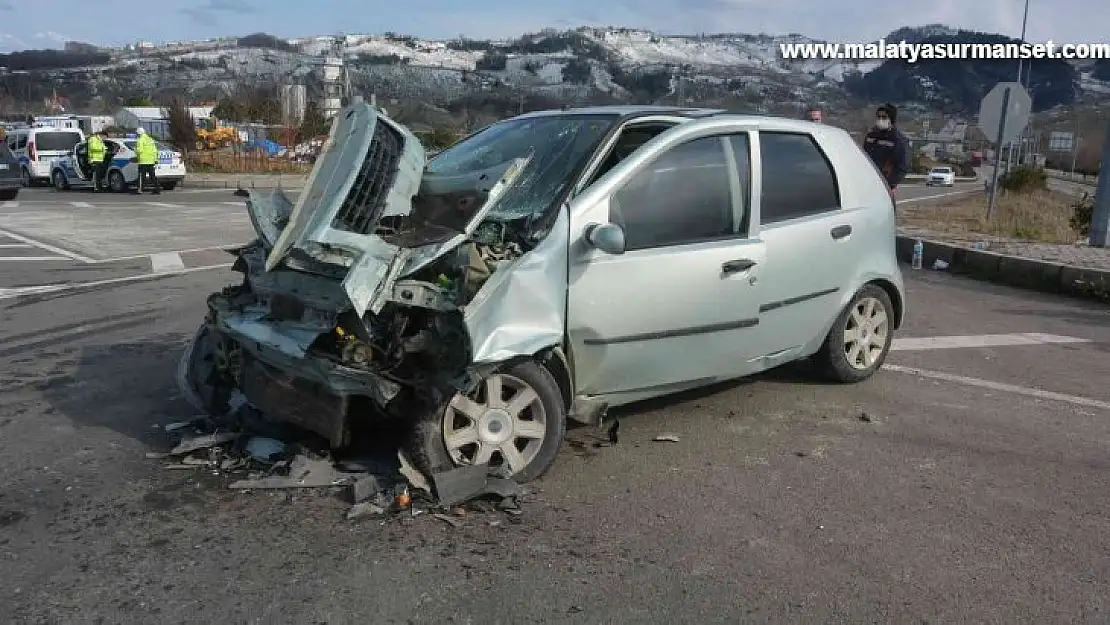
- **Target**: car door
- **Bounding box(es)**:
[566,121,767,401]
[751,130,860,359]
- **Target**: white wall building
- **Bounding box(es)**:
[114,106,214,140]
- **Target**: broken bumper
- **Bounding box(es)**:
[201,299,403,447]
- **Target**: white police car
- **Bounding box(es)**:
[49,135,187,192]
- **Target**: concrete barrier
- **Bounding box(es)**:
[896,235,1110,303]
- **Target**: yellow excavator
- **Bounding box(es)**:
[195,120,238,150]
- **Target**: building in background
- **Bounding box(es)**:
[114,106,214,140]
[75,115,116,134]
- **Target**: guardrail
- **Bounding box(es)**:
[1045,170,1098,187]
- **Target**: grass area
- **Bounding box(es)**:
[185,151,312,175]
[898,189,1083,245]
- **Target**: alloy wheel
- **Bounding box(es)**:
[843,296,889,370]
[442,373,548,475]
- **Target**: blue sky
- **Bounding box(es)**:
[0,0,1103,52]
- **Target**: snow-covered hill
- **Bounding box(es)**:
[9,25,1110,114]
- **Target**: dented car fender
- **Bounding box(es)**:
[462,205,570,365]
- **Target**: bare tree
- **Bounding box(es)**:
[163,96,198,153]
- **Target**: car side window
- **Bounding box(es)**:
[17,135,27,149]
[759,132,840,224]
[610,136,735,251]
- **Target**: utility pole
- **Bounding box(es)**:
[1007,0,1031,172]
[1070,117,1081,175]
[987,87,1012,219]
[1090,123,1110,246]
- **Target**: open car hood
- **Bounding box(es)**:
[251,103,529,315]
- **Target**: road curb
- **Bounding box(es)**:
[896,235,1110,303]
[180,177,308,190]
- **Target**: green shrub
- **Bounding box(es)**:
[999,166,1047,193]
[1070,192,1095,237]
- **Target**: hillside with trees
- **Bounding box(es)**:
[844,29,1079,112]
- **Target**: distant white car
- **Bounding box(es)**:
[49,135,187,192]
[926,166,955,186]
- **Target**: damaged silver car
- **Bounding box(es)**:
[178,103,906,483]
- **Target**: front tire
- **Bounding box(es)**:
[815,284,894,383]
[108,170,126,193]
[0,189,17,201]
[410,359,567,484]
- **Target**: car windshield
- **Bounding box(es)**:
[426,113,617,221]
[35,131,82,152]
[933,167,951,173]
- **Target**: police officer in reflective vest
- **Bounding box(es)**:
[863,103,909,202]
[86,132,107,192]
[134,128,160,195]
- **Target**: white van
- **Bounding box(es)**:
[4,125,85,187]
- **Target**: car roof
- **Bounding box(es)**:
[514,105,726,120]
[510,105,843,133]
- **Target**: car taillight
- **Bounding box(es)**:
[28,142,36,161]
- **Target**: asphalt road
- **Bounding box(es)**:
[0,181,980,297]
[2,235,1109,621]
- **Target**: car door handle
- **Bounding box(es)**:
[831,225,852,240]
[721,259,756,275]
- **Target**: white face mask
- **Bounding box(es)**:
[875,118,891,130]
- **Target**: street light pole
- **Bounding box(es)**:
[1007,0,1032,172]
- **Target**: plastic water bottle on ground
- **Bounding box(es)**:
[912,239,924,269]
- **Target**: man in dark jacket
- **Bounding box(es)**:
[863,103,910,200]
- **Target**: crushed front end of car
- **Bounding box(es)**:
[177,103,583,479]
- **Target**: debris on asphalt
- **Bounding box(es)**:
[350,475,382,504]
[859,412,873,423]
[932,259,949,270]
[432,464,492,507]
[228,455,357,490]
[170,432,240,455]
[244,436,286,462]
[148,397,532,526]
[433,513,463,528]
[607,419,620,444]
[653,433,681,443]
[397,450,432,495]
[347,502,386,520]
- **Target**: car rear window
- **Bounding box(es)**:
[34,131,82,152]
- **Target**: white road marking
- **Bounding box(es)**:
[1,201,17,208]
[0,263,232,300]
[0,256,70,261]
[149,252,185,273]
[0,228,94,263]
[144,202,185,208]
[884,364,1110,411]
[221,201,245,206]
[70,201,94,208]
[0,244,32,248]
[892,333,1090,351]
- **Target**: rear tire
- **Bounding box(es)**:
[0,189,17,201]
[815,284,894,383]
[408,359,567,484]
[161,182,177,191]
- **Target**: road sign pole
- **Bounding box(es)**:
[987,88,1012,219]
[1089,123,1110,247]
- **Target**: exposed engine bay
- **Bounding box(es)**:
[180,102,561,452]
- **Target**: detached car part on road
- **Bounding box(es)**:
[179,103,906,483]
